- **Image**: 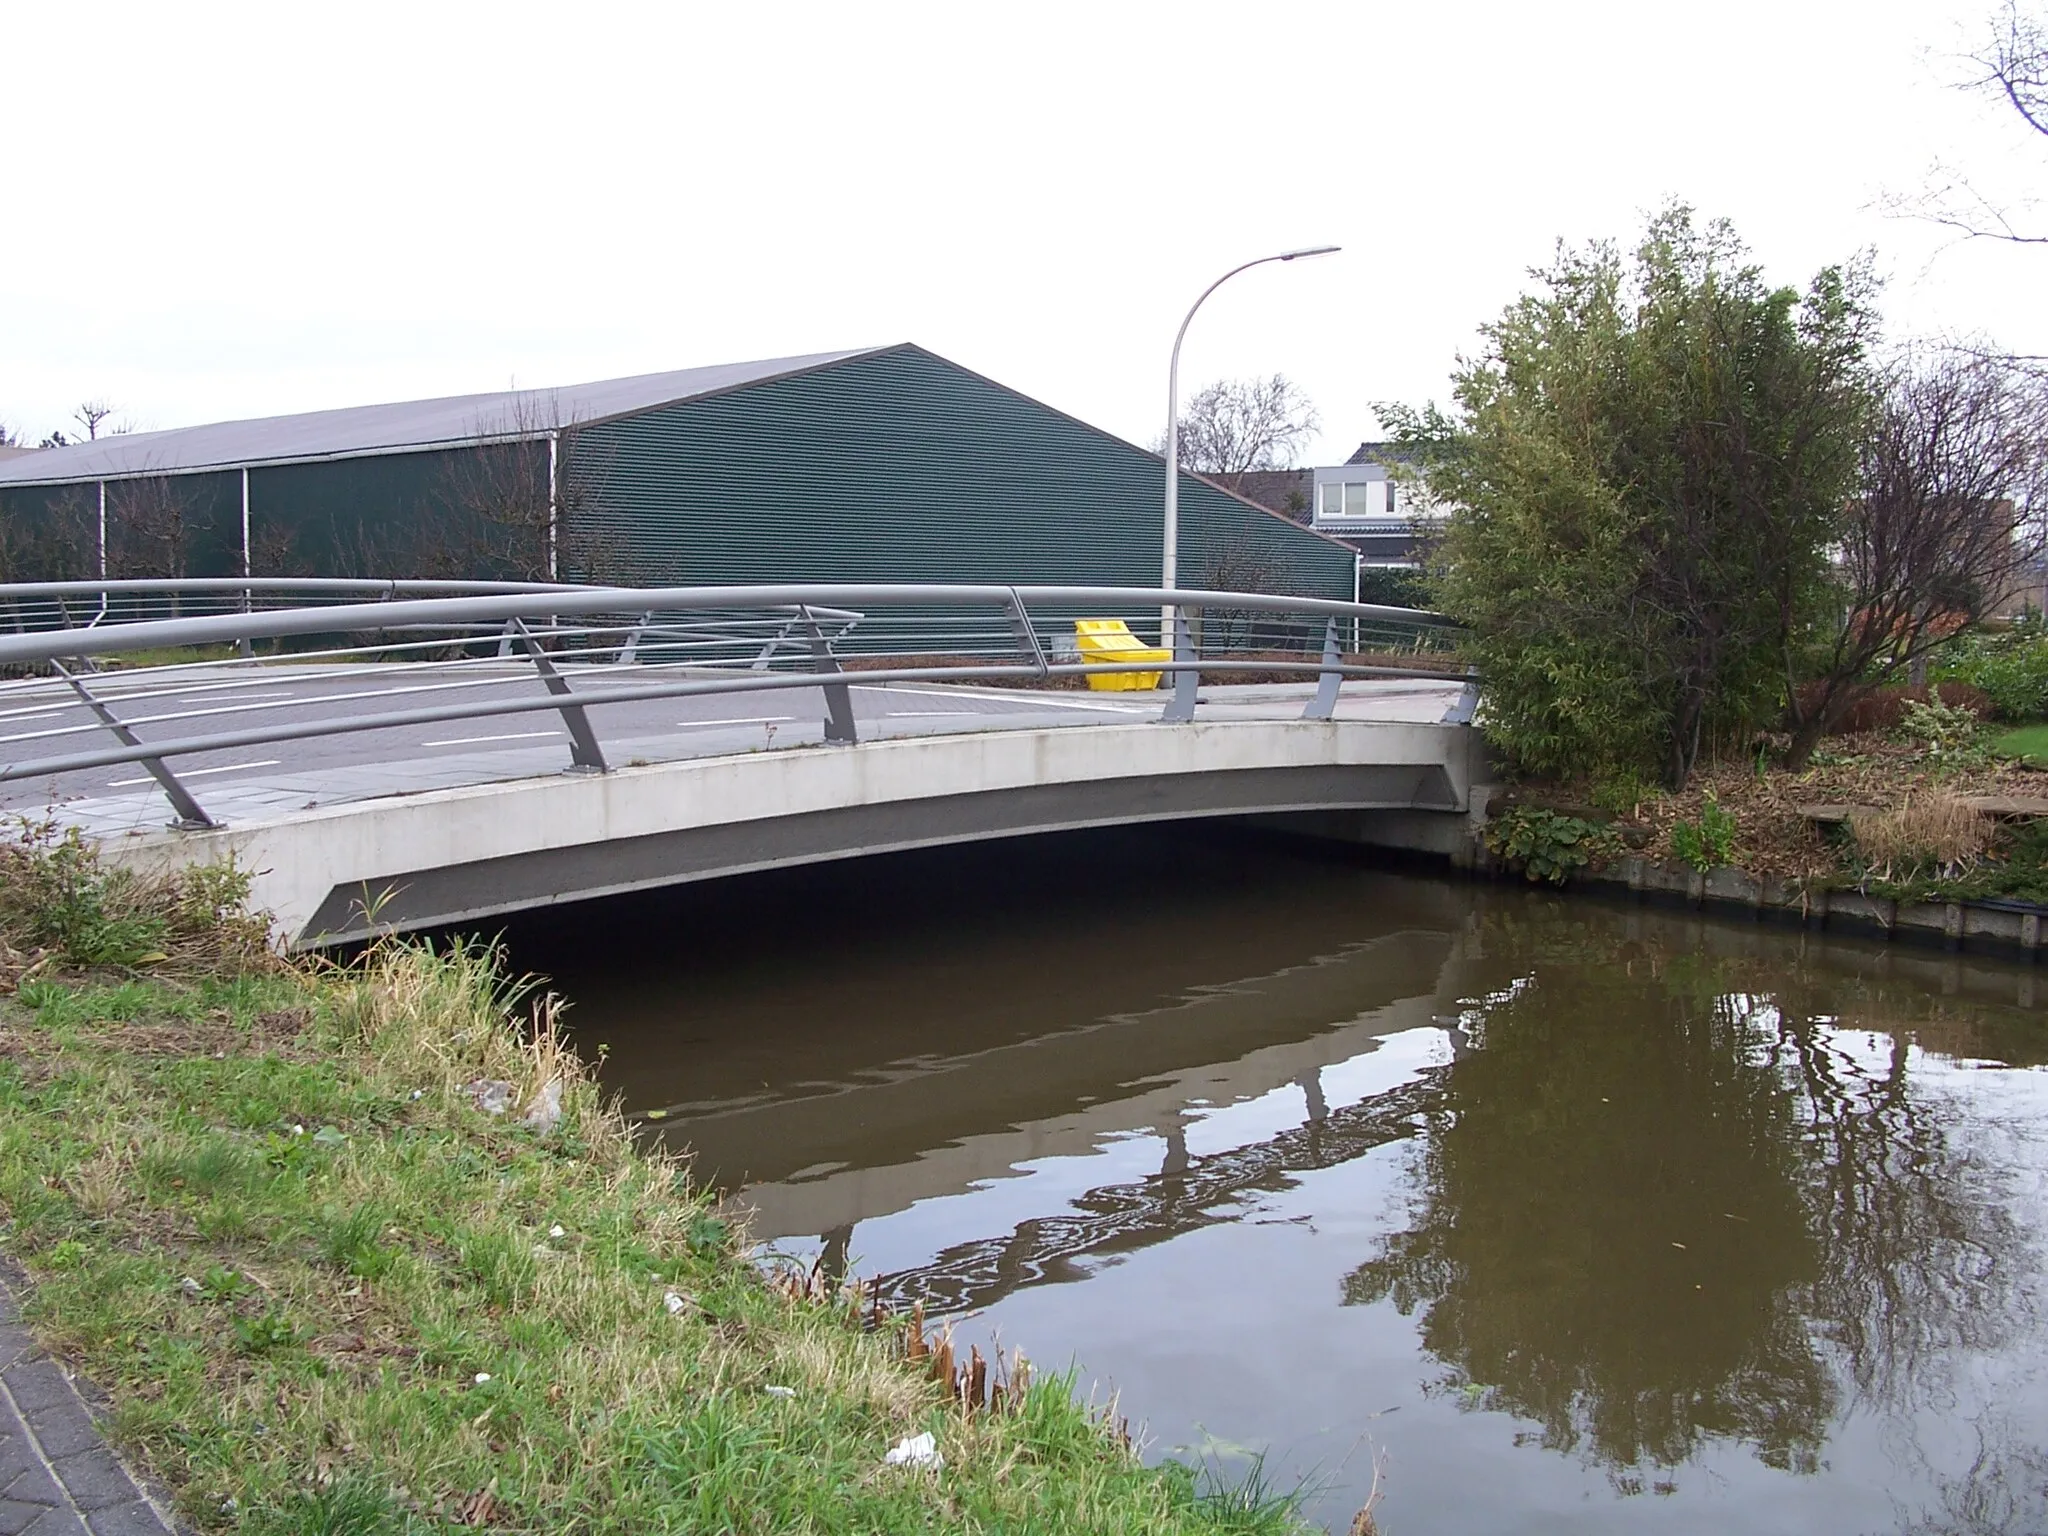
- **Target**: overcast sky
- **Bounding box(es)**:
[4,0,2045,466]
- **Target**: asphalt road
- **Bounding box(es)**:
[0,662,1463,834]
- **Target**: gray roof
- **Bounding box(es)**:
[0,346,889,486]
[1346,440,1425,467]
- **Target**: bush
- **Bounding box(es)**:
[1930,618,2048,722]
[1355,566,1434,609]
[1896,695,1993,776]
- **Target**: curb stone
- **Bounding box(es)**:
[0,1261,177,1536]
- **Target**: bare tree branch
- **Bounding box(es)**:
[1785,349,2048,765]
[1159,374,1319,481]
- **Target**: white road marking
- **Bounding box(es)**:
[0,705,68,723]
[159,689,297,704]
[109,759,280,788]
[674,716,796,728]
[423,730,563,747]
[0,722,103,746]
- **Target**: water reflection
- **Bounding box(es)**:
[510,830,2048,1535]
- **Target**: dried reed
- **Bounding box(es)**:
[1851,792,1997,877]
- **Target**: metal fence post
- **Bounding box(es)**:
[507,618,609,772]
[800,605,858,744]
[1161,610,1199,723]
[51,660,217,829]
[1303,617,1342,721]
[615,612,655,665]
[1004,588,1049,679]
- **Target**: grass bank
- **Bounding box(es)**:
[0,826,1308,1534]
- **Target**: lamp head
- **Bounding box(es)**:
[1279,245,1341,261]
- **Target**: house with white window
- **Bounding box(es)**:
[1216,442,1446,569]
[1307,442,1448,565]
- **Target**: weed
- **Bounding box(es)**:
[318,1203,397,1279]
[0,817,271,975]
[1484,807,1620,884]
[231,1309,302,1355]
[1670,794,1738,872]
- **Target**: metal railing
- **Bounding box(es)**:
[0,581,1467,829]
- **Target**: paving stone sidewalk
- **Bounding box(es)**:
[0,1272,174,1536]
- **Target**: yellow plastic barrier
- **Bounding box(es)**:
[1073,619,1170,691]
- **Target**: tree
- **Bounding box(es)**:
[1397,207,1874,788]
[37,398,128,449]
[107,475,209,580]
[1160,374,1319,491]
[427,398,635,583]
[1784,351,2048,765]
[1890,3,2048,249]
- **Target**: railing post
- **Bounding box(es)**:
[1161,610,1199,723]
[51,660,216,829]
[615,611,655,665]
[1443,670,1481,725]
[1004,588,1049,679]
[750,612,803,671]
[799,604,858,744]
[507,618,609,773]
[1302,616,1342,721]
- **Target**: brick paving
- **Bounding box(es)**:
[0,1274,173,1536]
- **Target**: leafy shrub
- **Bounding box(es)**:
[1484,806,1619,884]
[1897,696,1992,775]
[1670,794,1738,872]
[1930,617,2048,722]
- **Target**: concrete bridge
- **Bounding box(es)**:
[0,580,1484,947]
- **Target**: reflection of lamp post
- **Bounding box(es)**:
[1160,245,1340,626]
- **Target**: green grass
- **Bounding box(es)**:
[0,859,1308,1532]
[1991,723,2048,767]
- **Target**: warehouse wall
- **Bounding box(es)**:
[0,472,243,582]
[1,347,1358,613]
[573,345,1357,603]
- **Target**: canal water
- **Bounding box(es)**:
[503,825,2048,1535]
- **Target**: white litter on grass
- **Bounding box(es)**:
[178,1276,202,1298]
[763,1385,796,1399]
[521,1079,563,1133]
[883,1432,944,1470]
[548,1224,566,1239]
[474,1373,493,1385]
[467,1080,514,1116]
[663,1291,688,1316]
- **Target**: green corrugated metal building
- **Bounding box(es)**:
[0,345,1359,609]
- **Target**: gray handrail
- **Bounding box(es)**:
[0,582,1451,667]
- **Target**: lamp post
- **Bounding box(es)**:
[1160,245,1339,633]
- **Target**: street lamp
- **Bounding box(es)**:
[1160,245,1340,624]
